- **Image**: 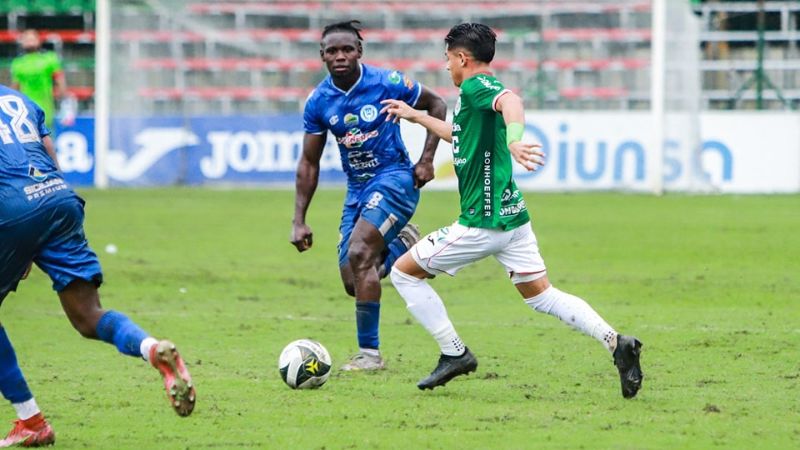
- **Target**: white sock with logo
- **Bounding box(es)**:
[525,286,618,353]
[13,398,40,420]
[390,268,465,356]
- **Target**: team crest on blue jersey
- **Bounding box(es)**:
[388,71,402,84]
[329,115,339,126]
[28,165,48,182]
[344,113,359,126]
[360,105,378,122]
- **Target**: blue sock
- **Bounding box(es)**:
[0,328,33,404]
[95,311,149,357]
[355,301,380,350]
[382,237,409,278]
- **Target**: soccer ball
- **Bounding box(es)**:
[278,339,332,389]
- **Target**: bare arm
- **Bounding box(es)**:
[291,132,326,252]
[497,91,525,126]
[495,92,545,172]
[42,135,60,171]
[380,99,453,143]
[410,85,447,187]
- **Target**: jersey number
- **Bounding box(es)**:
[0,95,39,144]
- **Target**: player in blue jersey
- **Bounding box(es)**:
[0,85,195,446]
[291,20,447,371]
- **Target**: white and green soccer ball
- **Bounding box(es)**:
[278,339,332,389]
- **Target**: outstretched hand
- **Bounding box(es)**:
[509,141,545,171]
[380,99,421,124]
[290,222,314,252]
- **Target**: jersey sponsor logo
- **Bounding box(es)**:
[499,200,527,217]
[388,71,402,84]
[108,128,200,182]
[477,75,501,91]
[483,150,492,217]
[344,113,359,126]
[360,105,378,122]
[346,149,380,170]
[23,177,67,201]
[329,115,339,126]
[453,157,467,167]
[337,128,379,149]
[28,165,48,182]
[501,188,522,202]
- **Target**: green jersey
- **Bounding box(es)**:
[451,73,529,230]
[11,51,62,128]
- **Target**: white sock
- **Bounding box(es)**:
[390,268,465,356]
[525,286,618,352]
[360,348,380,357]
[12,398,40,420]
[140,337,159,362]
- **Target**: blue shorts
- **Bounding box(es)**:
[0,197,103,302]
[338,170,420,267]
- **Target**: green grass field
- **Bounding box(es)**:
[5,189,799,449]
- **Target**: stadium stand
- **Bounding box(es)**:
[0,0,797,114]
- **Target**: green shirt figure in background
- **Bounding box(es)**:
[11,30,68,130]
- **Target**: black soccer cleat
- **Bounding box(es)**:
[417,348,478,390]
[613,335,643,399]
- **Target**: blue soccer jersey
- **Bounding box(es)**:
[0,85,73,227]
[303,64,422,189]
[0,85,100,297]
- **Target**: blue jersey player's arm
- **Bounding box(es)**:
[409,85,447,188]
[292,95,327,252]
[291,132,326,252]
[386,72,447,188]
[30,99,60,171]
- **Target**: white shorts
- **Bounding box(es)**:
[410,221,547,281]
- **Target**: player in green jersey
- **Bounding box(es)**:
[381,23,643,398]
[11,30,68,130]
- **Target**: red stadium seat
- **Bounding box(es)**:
[138,87,311,101]
[559,87,628,100]
[67,86,94,101]
[0,30,95,43]
[185,2,651,15]
[130,57,647,73]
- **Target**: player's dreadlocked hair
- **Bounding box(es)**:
[444,23,496,63]
[321,20,364,41]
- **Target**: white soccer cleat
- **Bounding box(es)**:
[340,352,386,371]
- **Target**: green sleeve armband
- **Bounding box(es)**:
[506,122,524,147]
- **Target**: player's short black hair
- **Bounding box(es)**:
[444,23,496,63]
[321,20,364,41]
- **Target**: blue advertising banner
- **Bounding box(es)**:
[57,115,345,187]
[54,117,95,187]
